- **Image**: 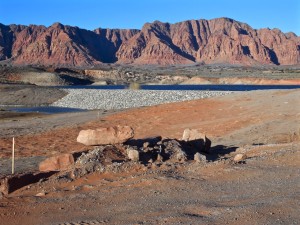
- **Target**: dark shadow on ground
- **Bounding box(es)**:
[126,137,238,163]
[206,145,238,161]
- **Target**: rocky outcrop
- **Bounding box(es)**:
[117,18,300,65]
[116,21,196,64]
[94,28,139,63]
[257,28,300,65]
[0,23,138,66]
[8,23,100,66]
[0,17,299,66]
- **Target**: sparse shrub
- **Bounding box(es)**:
[128,82,141,90]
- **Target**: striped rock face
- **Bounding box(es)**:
[1,18,299,66]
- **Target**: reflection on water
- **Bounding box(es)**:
[59,84,300,91]
[9,106,87,114]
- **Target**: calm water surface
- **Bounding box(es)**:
[60,84,300,91]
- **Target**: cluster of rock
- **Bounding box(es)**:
[1,125,248,195]
[39,126,212,175]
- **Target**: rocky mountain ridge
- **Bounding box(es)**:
[0,17,299,66]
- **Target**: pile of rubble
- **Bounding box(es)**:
[39,126,212,174]
[0,125,247,195]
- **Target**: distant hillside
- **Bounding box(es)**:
[0,18,299,66]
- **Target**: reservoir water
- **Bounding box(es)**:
[8,106,87,114]
[60,84,300,91]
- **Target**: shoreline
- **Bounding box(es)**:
[51,89,234,110]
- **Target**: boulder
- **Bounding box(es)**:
[39,153,75,172]
[182,128,211,153]
[163,139,187,162]
[77,126,134,146]
[182,128,205,141]
[176,152,188,162]
[194,152,207,162]
[127,149,139,161]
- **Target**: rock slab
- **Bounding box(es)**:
[182,128,206,142]
[77,126,134,146]
[39,153,75,172]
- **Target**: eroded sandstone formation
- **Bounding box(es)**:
[0,18,299,66]
[0,22,138,66]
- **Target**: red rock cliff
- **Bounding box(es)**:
[117,18,300,65]
[0,18,299,66]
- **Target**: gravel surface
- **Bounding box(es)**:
[52,89,234,110]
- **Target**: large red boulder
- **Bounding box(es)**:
[39,153,75,172]
[77,125,134,146]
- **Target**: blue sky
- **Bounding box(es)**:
[0,0,299,35]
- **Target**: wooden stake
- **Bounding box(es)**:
[12,137,15,174]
